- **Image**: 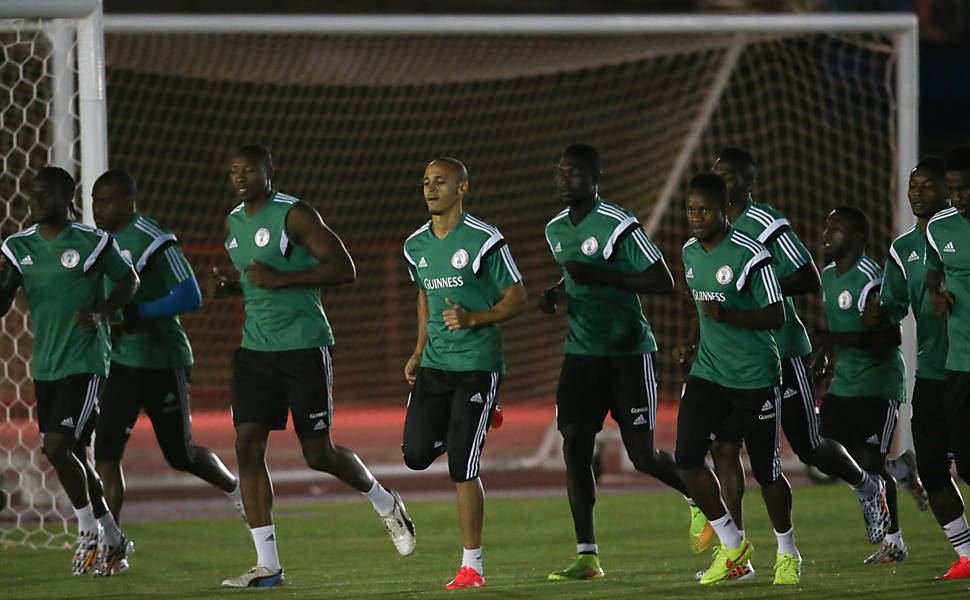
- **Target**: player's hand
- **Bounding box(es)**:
[564,261,599,286]
[931,290,956,318]
[206,267,234,299]
[405,352,421,385]
[810,350,833,384]
[861,294,882,327]
[244,259,283,289]
[671,342,697,365]
[76,306,106,332]
[442,298,475,330]
[699,300,726,322]
[539,286,559,314]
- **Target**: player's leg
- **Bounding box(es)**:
[222,348,286,588]
[739,386,800,585]
[710,429,745,529]
[614,353,687,495]
[548,355,608,580]
[94,362,148,521]
[443,371,500,589]
[946,371,970,486]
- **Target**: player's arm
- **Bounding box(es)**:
[78,242,140,332]
[672,316,700,365]
[564,260,673,294]
[206,217,242,299]
[698,259,784,330]
[244,202,356,289]
[863,256,908,328]
[404,288,430,385]
[813,324,901,350]
[443,281,527,330]
[0,255,22,317]
[926,267,954,318]
[778,262,820,296]
[539,278,565,314]
[122,245,202,333]
[770,230,820,296]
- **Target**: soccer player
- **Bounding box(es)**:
[0,167,138,575]
[210,144,415,588]
[815,205,907,564]
[703,148,889,566]
[539,144,688,581]
[402,157,527,589]
[91,169,244,560]
[677,173,800,585]
[922,147,970,577]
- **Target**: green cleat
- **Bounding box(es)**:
[689,505,715,554]
[699,538,754,585]
[547,554,605,581]
[773,552,801,585]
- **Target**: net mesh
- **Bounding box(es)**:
[0,23,904,547]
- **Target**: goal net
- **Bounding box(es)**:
[0,1,107,547]
[0,13,917,545]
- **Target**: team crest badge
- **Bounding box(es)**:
[838,290,853,310]
[254,227,271,247]
[120,249,133,265]
[60,249,80,269]
[581,236,599,256]
[715,265,733,285]
[451,248,469,269]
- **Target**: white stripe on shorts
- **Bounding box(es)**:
[789,356,821,450]
[880,400,899,454]
[466,372,499,480]
[76,375,102,440]
[642,354,657,430]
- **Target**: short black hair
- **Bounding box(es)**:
[94,169,137,197]
[716,146,756,182]
[427,157,468,182]
[35,166,75,202]
[562,143,602,177]
[689,172,729,206]
[945,147,970,173]
[830,205,870,244]
[234,143,274,170]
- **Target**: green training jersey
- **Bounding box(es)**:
[404,212,521,374]
[926,207,970,372]
[1,222,134,380]
[879,225,947,381]
[109,213,194,369]
[682,229,783,389]
[821,255,906,402]
[226,191,334,352]
[545,198,662,356]
[729,200,813,359]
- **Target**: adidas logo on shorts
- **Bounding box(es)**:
[782,388,797,399]
[60,417,74,428]
[469,393,483,404]
[313,419,326,431]
[633,414,648,426]
[761,400,773,411]
[866,434,880,444]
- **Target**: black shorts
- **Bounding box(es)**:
[944,370,970,477]
[676,376,782,485]
[713,356,821,457]
[35,373,103,444]
[402,367,500,483]
[910,377,951,490]
[819,394,898,455]
[230,346,335,437]
[555,353,658,431]
[95,363,195,465]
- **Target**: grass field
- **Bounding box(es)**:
[4,484,970,599]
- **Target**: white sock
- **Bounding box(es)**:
[943,516,970,558]
[738,529,746,539]
[250,525,281,572]
[709,513,743,549]
[74,503,97,535]
[364,479,396,516]
[850,472,878,499]
[885,530,904,548]
[775,527,799,557]
[462,547,483,575]
[577,543,598,555]
[98,510,122,546]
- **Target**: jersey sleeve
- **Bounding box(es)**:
[482,241,522,290]
[767,229,812,278]
[746,260,784,308]
[402,243,423,288]
[925,224,944,272]
[156,244,195,288]
[0,240,23,292]
[879,250,909,325]
[96,239,137,283]
[612,225,664,271]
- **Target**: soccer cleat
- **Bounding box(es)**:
[221,565,285,587]
[887,450,930,511]
[688,505,715,554]
[547,554,605,581]
[699,538,754,585]
[773,552,801,585]
[695,559,754,581]
[864,539,908,564]
[858,475,891,544]
[382,489,416,556]
[936,557,970,579]
[93,535,134,577]
[445,566,484,589]
[71,530,99,576]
